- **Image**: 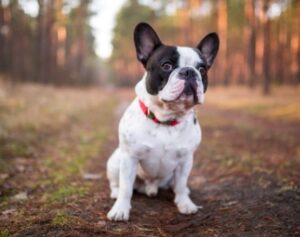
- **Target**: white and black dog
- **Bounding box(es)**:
[107,22,219,221]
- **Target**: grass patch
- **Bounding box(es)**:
[45,128,109,184]
[35,96,116,207]
[52,171,67,183]
[206,86,300,122]
[42,157,56,168]
[0,158,8,172]
[3,142,30,157]
[0,136,32,159]
[50,186,89,202]
[0,84,116,234]
[0,229,9,237]
[0,98,25,114]
[52,212,69,227]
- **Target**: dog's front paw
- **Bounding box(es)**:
[176,197,198,215]
[107,200,131,221]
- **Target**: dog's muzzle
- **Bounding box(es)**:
[178,67,199,103]
[158,67,204,104]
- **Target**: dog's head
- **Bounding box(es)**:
[134,22,219,109]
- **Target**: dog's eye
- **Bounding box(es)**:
[161,63,173,72]
[198,67,206,75]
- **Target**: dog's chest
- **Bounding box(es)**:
[119,99,201,178]
[136,131,193,178]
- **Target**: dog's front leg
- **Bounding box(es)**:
[107,151,137,221]
[173,155,198,215]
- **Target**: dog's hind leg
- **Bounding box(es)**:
[135,179,159,197]
[135,166,159,197]
[107,148,121,199]
[159,173,173,190]
[145,180,159,197]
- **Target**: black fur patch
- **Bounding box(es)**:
[145,46,179,95]
[193,48,209,92]
[193,116,197,124]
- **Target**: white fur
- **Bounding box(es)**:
[178,47,205,104]
[158,72,185,102]
[107,80,202,221]
[106,46,205,221]
[177,47,203,67]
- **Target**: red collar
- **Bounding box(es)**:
[138,99,179,126]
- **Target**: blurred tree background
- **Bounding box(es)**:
[0,0,99,85]
[0,0,299,93]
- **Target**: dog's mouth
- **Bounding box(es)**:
[159,75,204,105]
[183,81,199,103]
[162,82,200,104]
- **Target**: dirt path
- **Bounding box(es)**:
[0,86,299,237]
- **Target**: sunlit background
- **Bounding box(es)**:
[0,0,299,92]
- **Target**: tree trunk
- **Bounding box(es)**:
[244,0,256,87]
[292,0,300,83]
[217,0,228,85]
[262,1,271,95]
[0,1,7,71]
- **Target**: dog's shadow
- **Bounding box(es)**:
[133,188,174,201]
[129,188,203,223]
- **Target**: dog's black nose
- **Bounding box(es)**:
[178,67,197,80]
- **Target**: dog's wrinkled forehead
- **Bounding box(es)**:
[146,46,179,68]
[177,47,203,68]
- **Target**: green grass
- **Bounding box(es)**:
[0,229,9,237]
[52,212,69,226]
[50,186,89,202]
[0,83,118,224]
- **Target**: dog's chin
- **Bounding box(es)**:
[178,93,204,105]
[160,92,204,109]
[160,88,204,104]
[158,79,204,107]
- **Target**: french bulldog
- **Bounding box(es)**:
[107,22,219,221]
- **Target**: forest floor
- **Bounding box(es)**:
[0,82,299,237]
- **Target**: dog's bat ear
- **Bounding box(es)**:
[134,22,162,67]
[197,33,219,67]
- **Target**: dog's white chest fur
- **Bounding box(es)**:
[119,97,201,181]
[106,22,219,221]
[106,80,202,221]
